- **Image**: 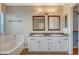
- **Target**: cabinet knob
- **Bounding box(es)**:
[65,39,68,40]
[48,48,50,50]
[58,41,61,43]
[48,39,51,40]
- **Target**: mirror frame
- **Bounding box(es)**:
[65,15,68,27]
[48,15,60,30]
[33,16,45,31]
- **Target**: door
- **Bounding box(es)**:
[58,37,68,52]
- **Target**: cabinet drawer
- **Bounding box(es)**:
[58,38,68,51]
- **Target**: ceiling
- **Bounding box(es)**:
[5,3,65,6]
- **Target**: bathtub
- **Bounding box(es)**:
[0,34,24,55]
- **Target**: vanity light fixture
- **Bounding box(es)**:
[38,8,56,15]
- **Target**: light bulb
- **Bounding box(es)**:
[52,9,56,13]
[47,9,51,12]
[38,9,42,13]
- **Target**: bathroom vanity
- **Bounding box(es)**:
[28,33,69,53]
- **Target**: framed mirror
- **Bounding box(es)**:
[48,15,60,30]
[33,16,45,31]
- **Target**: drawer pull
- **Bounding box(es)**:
[37,41,40,43]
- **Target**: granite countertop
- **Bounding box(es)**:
[29,33,69,37]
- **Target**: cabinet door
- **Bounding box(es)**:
[48,41,59,52]
[39,37,48,51]
[58,37,68,52]
[48,38,59,52]
[29,38,39,52]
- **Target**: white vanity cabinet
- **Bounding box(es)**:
[28,36,69,52]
